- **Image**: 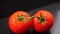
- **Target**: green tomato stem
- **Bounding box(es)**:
[17,15,26,21]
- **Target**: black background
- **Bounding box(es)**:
[0,0,60,18]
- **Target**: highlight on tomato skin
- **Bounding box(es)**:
[32,10,54,32]
[8,11,32,34]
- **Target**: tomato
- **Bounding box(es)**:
[32,10,54,32]
[8,11,32,34]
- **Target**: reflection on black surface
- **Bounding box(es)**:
[24,28,51,34]
[10,31,51,34]
[32,29,51,34]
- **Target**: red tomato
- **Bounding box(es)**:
[32,10,54,32]
[8,11,32,34]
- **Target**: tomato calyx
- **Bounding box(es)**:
[27,15,46,23]
[37,17,45,22]
[37,13,46,23]
[17,15,26,21]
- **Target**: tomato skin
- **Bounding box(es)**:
[33,10,54,32]
[8,11,32,34]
